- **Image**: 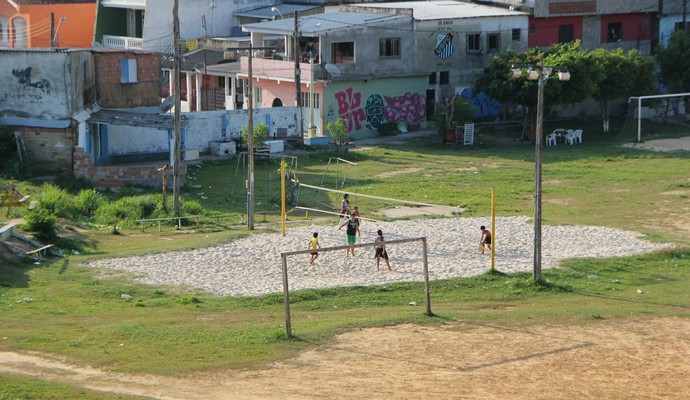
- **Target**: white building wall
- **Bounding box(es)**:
[143,0,276,53]
[108,125,169,155]
[0,51,82,120]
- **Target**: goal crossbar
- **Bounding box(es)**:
[628,92,690,142]
[280,236,430,338]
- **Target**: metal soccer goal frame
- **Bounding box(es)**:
[279,236,431,338]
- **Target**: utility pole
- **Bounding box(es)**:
[294,11,302,110]
[683,0,688,33]
[247,44,255,230]
[172,0,182,216]
[50,13,55,47]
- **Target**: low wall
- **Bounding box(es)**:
[74,148,186,189]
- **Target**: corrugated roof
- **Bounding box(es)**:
[242,12,408,36]
[88,109,184,130]
[234,4,321,19]
[352,1,528,20]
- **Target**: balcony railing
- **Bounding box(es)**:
[103,35,144,50]
[239,57,325,81]
[100,0,146,9]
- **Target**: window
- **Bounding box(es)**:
[512,28,521,42]
[559,24,574,43]
[428,72,437,84]
[301,92,320,109]
[529,25,536,34]
[120,59,138,83]
[332,42,355,64]
[487,33,500,52]
[674,21,690,32]
[254,87,262,107]
[439,71,449,85]
[466,33,481,53]
[607,22,622,42]
[379,37,400,58]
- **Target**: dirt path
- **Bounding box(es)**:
[2,317,688,399]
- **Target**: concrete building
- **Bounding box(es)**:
[658,0,690,47]
[241,1,528,138]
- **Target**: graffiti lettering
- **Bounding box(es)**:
[383,92,426,125]
[460,88,502,118]
[334,87,366,132]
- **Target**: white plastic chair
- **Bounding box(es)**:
[572,129,583,144]
[545,133,557,146]
[565,131,576,145]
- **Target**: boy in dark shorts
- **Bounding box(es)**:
[479,225,492,254]
[308,232,320,264]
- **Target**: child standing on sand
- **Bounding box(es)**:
[308,232,320,264]
[374,229,392,271]
[479,225,492,254]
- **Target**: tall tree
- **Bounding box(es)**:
[657,30,690,93]
[590,48,656,132]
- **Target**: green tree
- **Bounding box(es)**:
[590,48,656,132]
[474,41,601,137]
[657,30,690,93]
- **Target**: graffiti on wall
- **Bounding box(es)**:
[336,88,426,133]
[335,87,367,132]
[383,92,426,125]
[460,87,502,118]
[12,67,51,94]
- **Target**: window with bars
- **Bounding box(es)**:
[379,37,400,58]
[301,92,320,109]
[467,33,481,53]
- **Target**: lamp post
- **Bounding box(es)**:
[510,62,570,281]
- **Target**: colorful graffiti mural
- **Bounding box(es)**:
[336,88,426,133]
[460,88,502,118]
[383,92,426,124]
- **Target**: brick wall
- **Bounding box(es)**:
[13,126,74,172]
[94,52,162,108]
[73,148,186,189]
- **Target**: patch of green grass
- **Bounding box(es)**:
[0,375,149,399]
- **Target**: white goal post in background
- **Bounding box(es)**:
[629,92,690,142]
[280,237,430,338]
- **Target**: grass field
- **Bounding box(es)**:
[0,119,689,397]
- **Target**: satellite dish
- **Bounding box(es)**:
[160,96,175,113]
[325,63,341,78]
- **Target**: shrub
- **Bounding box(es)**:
[38,184,76,218]
[181,199,204,216]
[94,197,144,228]
[0,126,31,179]
[76,189,105,217]
[326,118,350,153]
[241,123,269,148]
[24,207,58,242]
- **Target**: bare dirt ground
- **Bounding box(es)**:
[1,317,688,399]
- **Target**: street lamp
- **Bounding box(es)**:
[271,7,302,112]
[511,62,570,281]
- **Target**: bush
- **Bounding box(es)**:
[241,123,269,148]
[37,184,76,218]
[94,197,144,228]
[326,118,350,153]
[0,125,31,179]
[24,207,58,242]
[76,189,105,218]
[181,199,204,216]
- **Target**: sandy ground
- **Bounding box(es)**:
[1,317,688,399]
[621,136,690,152]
